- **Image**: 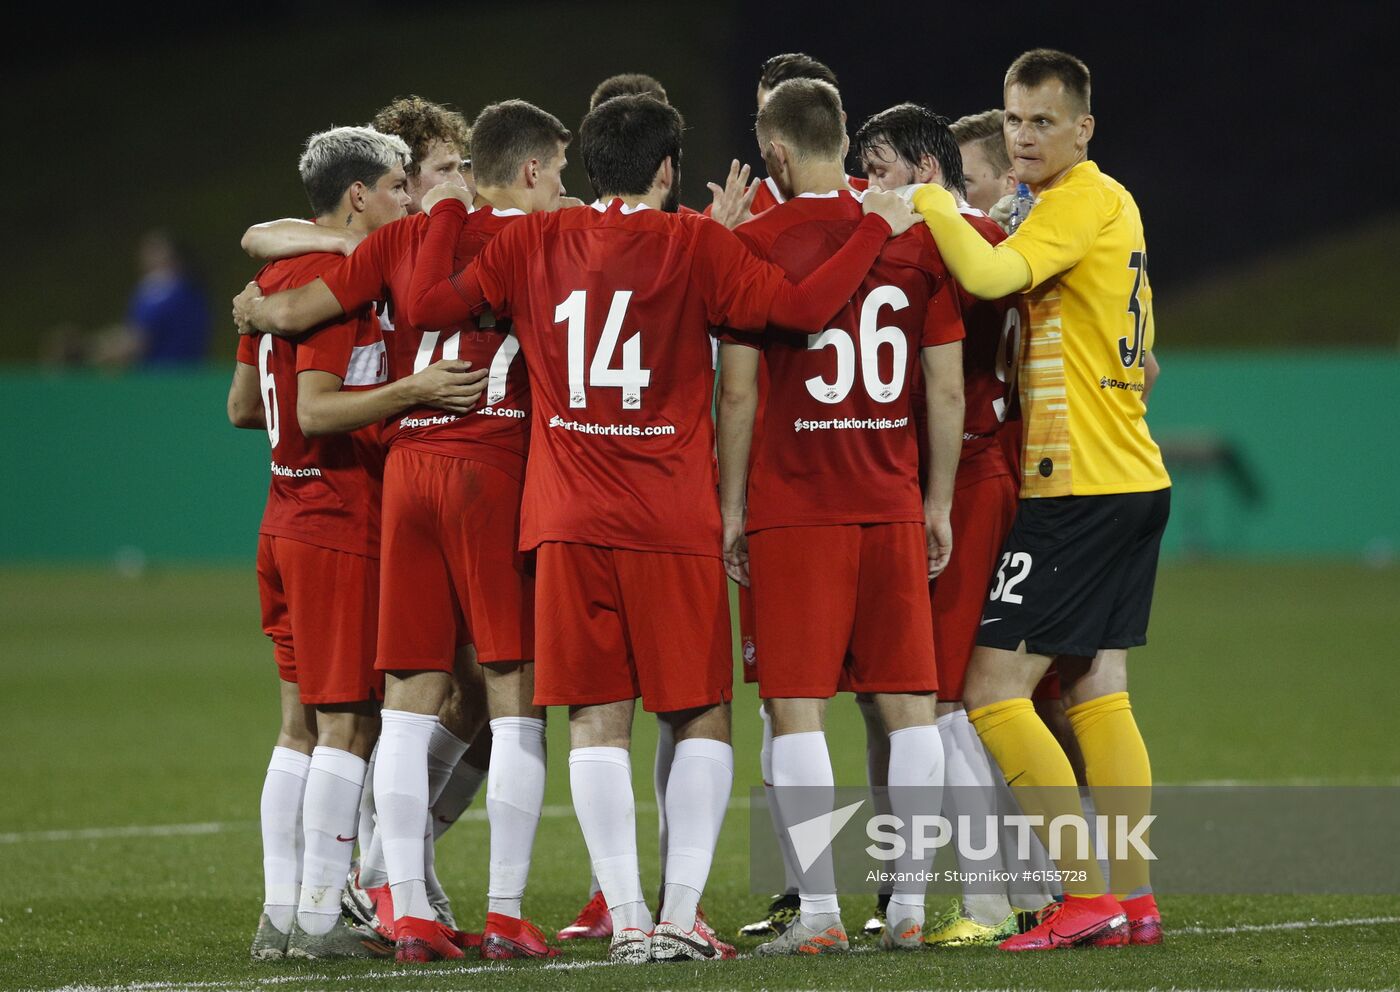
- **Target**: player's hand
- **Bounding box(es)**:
[232,282,264,335]
[707,160,759,230]
[339,228,366,256]
[722,511,750,587]
[408,359,488,414]
[989,192,1017,233]
[862,188,919,237]
[925,504,953,579]
[422,182,474,215]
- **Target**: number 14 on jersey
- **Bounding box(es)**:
[555,289,652,410]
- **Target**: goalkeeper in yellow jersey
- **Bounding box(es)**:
[909,48,1170,951]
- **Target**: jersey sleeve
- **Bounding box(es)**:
[404,199,488,329]
[697,214,891,332]
[1006,177,1115,290]
[236,334,257,366]
[320,217,412,312]
[921,272,966,347]
[295,318,358,378]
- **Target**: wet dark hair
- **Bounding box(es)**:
[854,103,965,200]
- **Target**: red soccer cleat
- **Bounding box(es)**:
[362,884,396,941]
[394,916,466,962]
[998,894,1128,951]
[557,890,612,940]
[481,913,561,959]
[694,916,737,959]
[444,927,484,951]
[1112,893,1163,945]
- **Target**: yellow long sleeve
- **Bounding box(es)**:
[910,184,1031,299]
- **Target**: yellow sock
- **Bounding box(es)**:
[969,698,1104,896]
[1066,691,1153,900]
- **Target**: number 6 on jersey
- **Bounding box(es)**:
[556,289,652,410]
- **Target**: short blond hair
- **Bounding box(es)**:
[298,126,410,216]
[951,109,1011,175]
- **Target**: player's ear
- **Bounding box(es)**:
[524,157,541,189]
[1079,114,1095,147]
[347,180,368,213]
[918,153,940,186]
[653,156,674,193]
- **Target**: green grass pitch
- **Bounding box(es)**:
[2,561,1398,990]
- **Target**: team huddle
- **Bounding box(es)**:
[227,47,1170,965]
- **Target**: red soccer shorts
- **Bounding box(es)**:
[257,534,382,705]
[376,447,533,673]
[930,466,1018,701]
[749,522,937,699]
[534,542,733,713]
[739,585,759,684]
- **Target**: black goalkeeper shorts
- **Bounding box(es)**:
[974,488,1171,659]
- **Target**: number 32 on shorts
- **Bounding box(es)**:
[988,551,1032,604]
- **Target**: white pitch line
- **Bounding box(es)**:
[40,917,1400,992]
[0,799,754,845]
[1174,914,1400,936]
[0,821,251,844]
[8,779,1397,844]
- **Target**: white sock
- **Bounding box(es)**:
[356,742,377,868]
[432,759,488,840]
[260,746,310,933]
[375,709,438,922]
[760,705,801,894]
[866,718,893,902]
[297,747,368,934]
[937,711,1013,924]
[771,731,840,919]
[660,738,733,930]
[427,724,470,803]
[588,873,602,898]
[654,717,675,875]
[487,716,547,918]
[570,747,651,933]
[884,724,944,929]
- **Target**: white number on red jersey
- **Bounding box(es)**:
[556,289,652,410]
[992,305,1024,423]
[257,335,280,449]
[805,285,910,405]
[415,329,522,408]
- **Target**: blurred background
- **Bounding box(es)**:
[2,0,1396,565]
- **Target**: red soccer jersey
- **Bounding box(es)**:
[912,205,1027,484]
[724,190,965,532]
[407,198,892,556]
[318,206,530,478]
[236,253,388,558]
[704,175,870,220]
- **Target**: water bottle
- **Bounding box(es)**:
[1008,183,1036,233]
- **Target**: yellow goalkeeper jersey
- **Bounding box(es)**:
[1004,160,1171,498]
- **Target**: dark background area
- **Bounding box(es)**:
[4,0,1392,362]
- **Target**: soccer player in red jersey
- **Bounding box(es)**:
[406,94,916,962]
[234,94,487,935]
[856,102,1058,946]
[227,126,485,962]
[715,79,964,955]
[234,100,573,962]
[546,72,751,947]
